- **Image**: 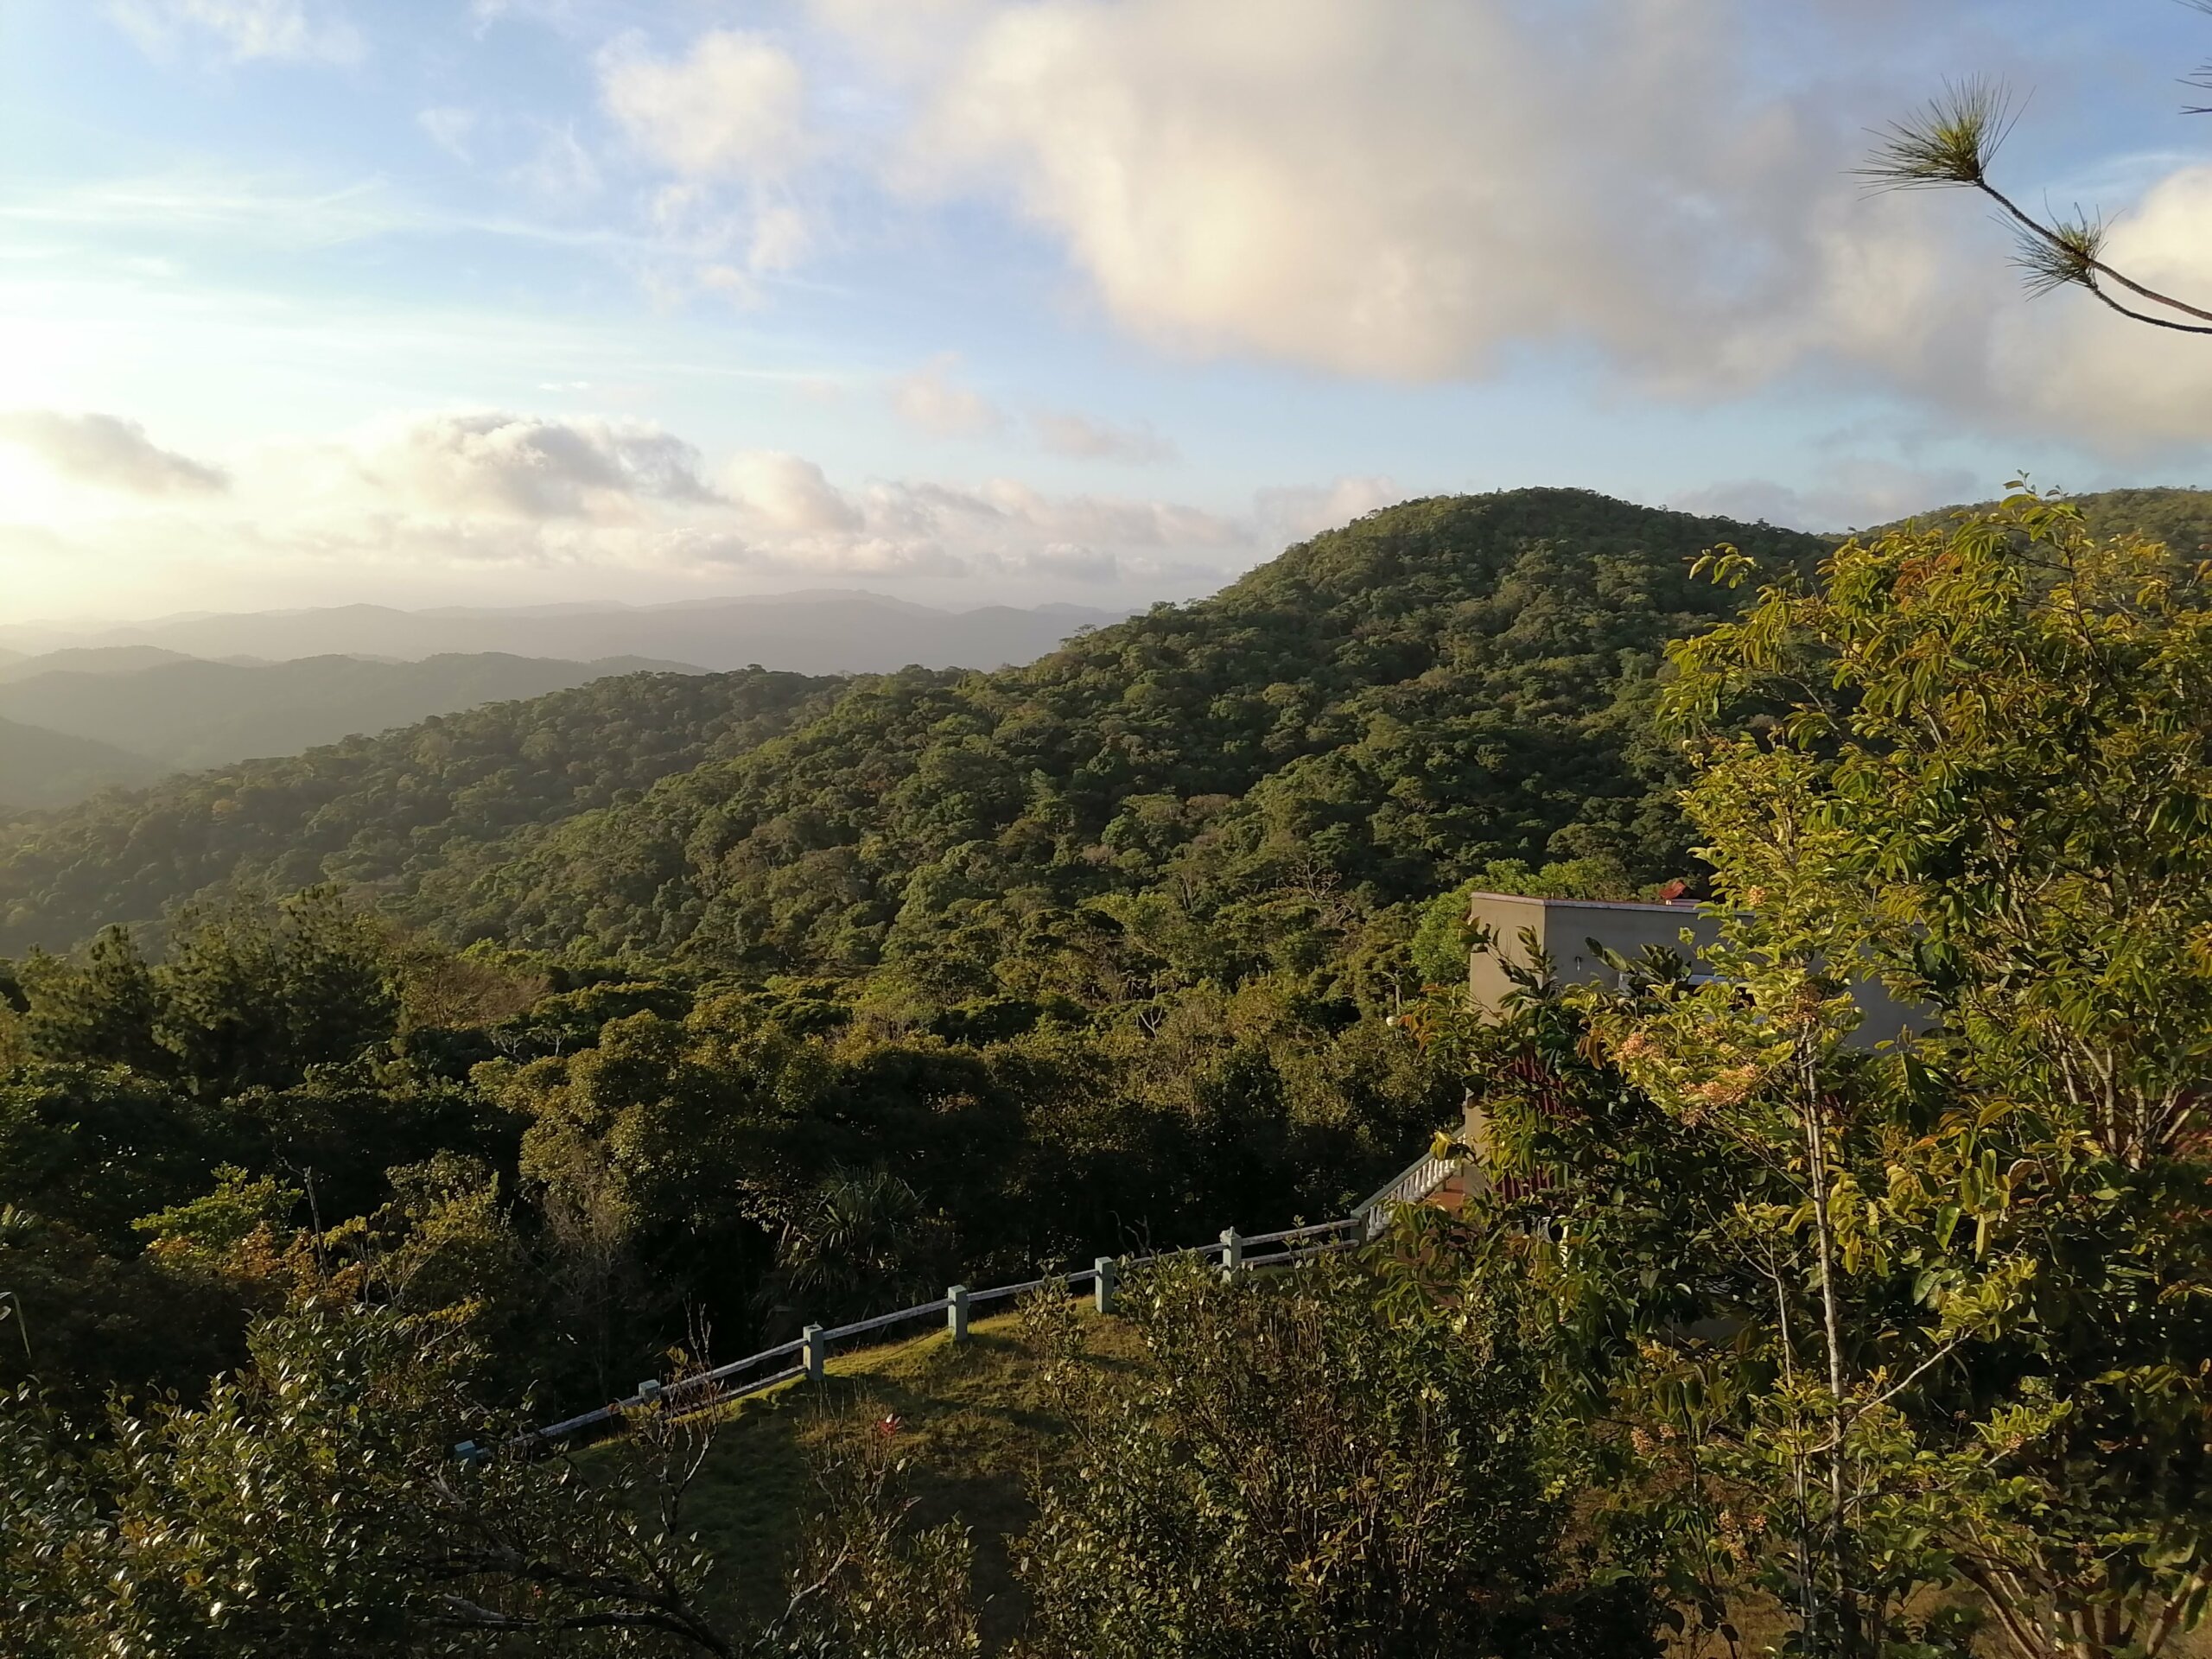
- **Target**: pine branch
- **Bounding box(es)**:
[1863,79,2212,335]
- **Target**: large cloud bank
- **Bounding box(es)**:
[582,0,2212,454]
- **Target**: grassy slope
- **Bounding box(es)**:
[665,1306,1149,1645]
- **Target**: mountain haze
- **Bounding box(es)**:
[0,652,701,773]
[0,646,208,684]
[0,593,1131,676]
[0,717,168,814]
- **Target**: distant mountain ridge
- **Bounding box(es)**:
[0,668,836,953]
[1863,485,2212,550]
[0,646,207,684]
[0,652,699,774]
[0,593,1132,675]
[0,717,168,814]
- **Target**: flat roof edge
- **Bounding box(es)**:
[1461,890,1709,915]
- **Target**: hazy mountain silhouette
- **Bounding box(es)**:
[0,645,206,684]
[0,593,1132,676]
[0,715,168,813]
[0,652,699,772]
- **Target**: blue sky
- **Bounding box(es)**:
[4,0,2211,621]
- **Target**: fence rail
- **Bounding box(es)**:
[509,1147,1465,1453]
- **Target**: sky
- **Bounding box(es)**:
[3,0,2212,622]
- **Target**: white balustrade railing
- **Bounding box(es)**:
[1350,1151,1459,1238]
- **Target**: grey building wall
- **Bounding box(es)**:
[1465,891,1926,1048]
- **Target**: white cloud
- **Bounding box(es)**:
[1978,164,2212,449]
[742,201,814,273]
[851,0,1801,381]
[887,354,1006,439]
[0,411,230,496]
[1253,476,1405,543]
[599,30,818,292]
[61,409,1260,594]
[510,124,602,203]
[1669,461,1981,532]
[726,451,865,533]
[1017,543,1122,582]
[361,412,716,521]
[470,0,590,29]
[601,30,809,181]
[3,397,1427,611]
[109,0,363,63]
[1030,410,1175,463]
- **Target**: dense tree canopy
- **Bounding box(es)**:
[418,491,1822,976]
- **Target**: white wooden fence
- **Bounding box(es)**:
[506,1148,1461,1453]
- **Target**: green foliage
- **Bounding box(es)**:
[1661,489,2212,1656]
[0,493,1829,995]
[0,1304,748,1655]
[1443,491,2212,1658]
[3,484,2208,1654]
[1010,1253,1660,1659]
[760,1412,983,1658]
[14,888,400,1102]
[16,928,169,1076]
[157,888,401,1099]
[754,1169,956,1335]
[1674,487,2212,1166]
[0,1063,209,1242]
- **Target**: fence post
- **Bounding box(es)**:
[1093,1255,1117,1315]
[636,1378,662,1406]
[946,1286,969,1343]
[802,1324,826,1382]
[1219,1227,1243,1280]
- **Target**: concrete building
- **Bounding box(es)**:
[1464,889,1926,1048]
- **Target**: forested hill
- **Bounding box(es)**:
[412,488,1826,982]
[43,484,2193,976]
[0,488,1818,962]
[1872,484,2212,553]
[0,668,837,955]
